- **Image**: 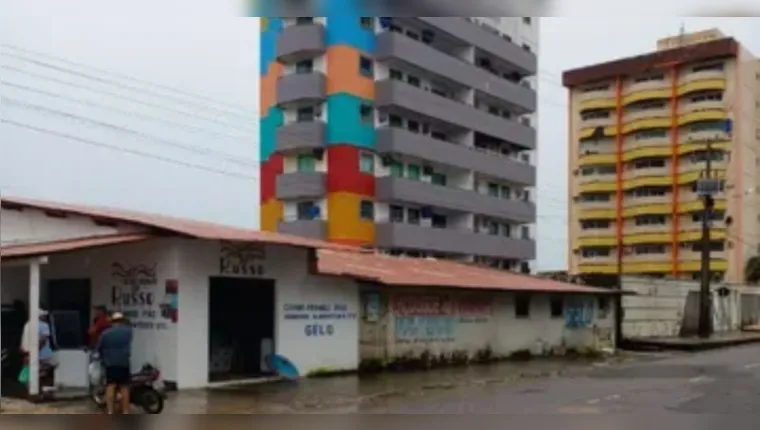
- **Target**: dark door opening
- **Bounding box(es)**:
[45,279,91,350]
[208,277,275,382]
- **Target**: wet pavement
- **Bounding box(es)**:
[1,352,664,414]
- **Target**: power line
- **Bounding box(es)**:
[1,43,253,114]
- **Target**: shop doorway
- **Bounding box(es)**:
[45,279,91,349]
[208,277,275,382]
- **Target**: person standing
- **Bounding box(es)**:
[20,309,55,390]
[88,306,111,349]
[96,312,133,414]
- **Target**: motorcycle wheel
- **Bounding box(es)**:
[90,387,106,408]
[140,389,164,414]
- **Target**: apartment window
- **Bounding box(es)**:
[692,62,724,72]
[359,17,373,30]
[390,205,405,223]
[359,153,375,174]
[431,131,447,141]
[359,56,374,78]
[295,59,313,74]
[598,297,610,319]
[597,165,617,175]
[550,297,563,318]
[634,73,665,83]
[634,244,665,255]
[691,151,725,163]
[407,75,421,87]
[502,223,512,237]
[692,211,724,223]
[297,106,315,122]
[432,214,447,229]
[296,201,318,220]
[360,104,374,124]
[359,200,375,220]
[407,120,420,133]
[389,69,403,81]
[635,215,666,226]
[295,17,314,25]
[407,164,421,180]
[581,220,610,230]
[388,114,403,127]
[515,295,531,318]
[487,183,499,197]
[523,17,532,25]
[407,208,421,225]
[691,241,725,252]
[487,220,499,235]
[500,185,512,199]
[582,247,611,258]
[421,30,434,44]
[523,190,530,201]
[390,162,404,178]
[405,29,420,40]
[297,154,317,172]
[635,129,667,140]
[634,158,666,169]
[580,192,611,202]
[521,226,530,240]
[522,44,532,53]
[431,173,447,186]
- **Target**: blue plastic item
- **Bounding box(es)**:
[267,354,300,380]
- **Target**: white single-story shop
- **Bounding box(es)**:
[0,196,618,398]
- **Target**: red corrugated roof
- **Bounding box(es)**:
[1,196,359,252]
[1,233,152,258]
[318,250,615,294]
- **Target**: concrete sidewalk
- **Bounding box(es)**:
[624,331,760,352]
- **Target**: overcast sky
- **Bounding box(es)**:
[1,14,759,270]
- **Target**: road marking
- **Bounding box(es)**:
[586,398,600,405]
[689,376,713,384]
[744,363,760,369]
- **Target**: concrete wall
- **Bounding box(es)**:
[622,277,760,338]
[358,286,615,365]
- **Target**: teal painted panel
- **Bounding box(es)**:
[325,16,376,53]
[260,108,284,161]
[326,93,376,149]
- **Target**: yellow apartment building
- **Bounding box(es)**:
[563,29,760,283]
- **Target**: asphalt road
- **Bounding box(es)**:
[356,343,760,421]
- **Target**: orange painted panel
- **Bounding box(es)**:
[326,46,375,100]
[260,62,283,114]
[261,199,283,232]
[327,192,375,244]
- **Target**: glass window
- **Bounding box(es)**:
[359,56,374,78]
[487,183,499,197]
[502,223,511,237]
[296,201,317,220]
[550,297,563,318]
[297,107,314,122]
[360,104,374,124]
[515,295,531,318]
[297,154,316,172]
[295,17,313,25]
[500,185,511,199]
[360,200,375,220]
[390,69,403,81]
[359,153,375,174]
[359,17,373,30]
[295,60,313,74]
[390,162,404,178]
[431,173,446,186]
[407,208,421,225]
[432,214,447,229]
[407,164,421,180]
[390,205,404,223]
[388,114,403,127]
[521,226,530,239]
[407,75,421,87]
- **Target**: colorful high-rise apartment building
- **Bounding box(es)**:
[563,29,760,283]
[260,17,539,270]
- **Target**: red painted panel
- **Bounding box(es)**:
[326,144,375,196]
[260,153,283,203]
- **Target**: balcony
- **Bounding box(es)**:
[417,18,537,75]
[276,23,326,63]
[276,72,326,106]
[375,79,536,149]
[276,121,326,153]
[275,172,326,200]
[375,176,535,224]
[375,222,536,260]
[375,31,536,113]
[376,127,535,186]
[278,220,326,239]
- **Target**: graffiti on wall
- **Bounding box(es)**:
[111,262,173,330]
[391,295,492,343]
[565,298,594,329]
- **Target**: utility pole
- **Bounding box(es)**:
[697,139,714,338]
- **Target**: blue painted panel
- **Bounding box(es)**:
[260,108,284,161]
[326,93,376,149]
[259,18,282,75]
[325,17,376,54]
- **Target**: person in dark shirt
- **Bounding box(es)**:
[96,312,133,414]
[88,306,111,349]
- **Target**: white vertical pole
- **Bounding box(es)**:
[28,260,40,397]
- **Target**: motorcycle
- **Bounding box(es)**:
[89,354,166,414]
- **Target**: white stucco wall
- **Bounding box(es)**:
[175,239,360,388]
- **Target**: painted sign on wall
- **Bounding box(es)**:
[565,298,594,329]
[220,242,266,277]
[111,262,171,330]
[391,294,492,343]
[283,303,357,337]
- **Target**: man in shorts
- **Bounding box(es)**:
[96,312,133,414]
